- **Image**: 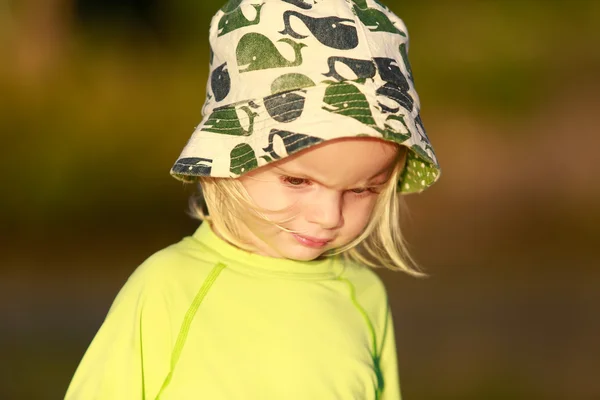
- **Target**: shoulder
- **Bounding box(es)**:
[115,233,225,309]
[134,233,222,280]
[340,258,389,303]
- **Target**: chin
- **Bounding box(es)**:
[266,237,332,261]
[271,234,348,261]
[278,247,327,261]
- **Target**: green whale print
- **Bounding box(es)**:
[201,105,259,136]
[218,1,265,37]
[351,0,406,36]
[230,143,258,174]
[383,114,411,142]
[236,33,307,73]
[271,73,315,93]
[322,81,410,142]
[322,82,378,128]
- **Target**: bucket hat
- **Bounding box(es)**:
[170,0,440,193]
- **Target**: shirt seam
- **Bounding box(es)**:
[338,277,381,397]
[156,262,227,399]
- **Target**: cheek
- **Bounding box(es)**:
[242,178,299,213]
[343,197,378,231]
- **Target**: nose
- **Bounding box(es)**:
[306,189,344,230]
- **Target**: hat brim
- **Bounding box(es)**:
[171,80,439,194]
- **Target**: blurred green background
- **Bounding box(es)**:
[1,0,599,399]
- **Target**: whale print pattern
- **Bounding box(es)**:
[323,57,377,82]
[414,114,433,152]
[280,11,359,50]
[374,57,414,113]
[237,33,307,72]
[230,143,258,174]
[171,0,440,194]
[264,73,316,123]
[211,63,231,102]
[201,104,259,136]
[322,82,378,127]
[351,0,405,36]
[271,73,316,93]
[374,57,407,85]
[217,1,265,37]
[264,92,306,122]
[261,129,324,162]
[399,43,414,83]
[282,0,316,9]
[322,81,410,143]
[372,0,390,11]
[171,157,213,175]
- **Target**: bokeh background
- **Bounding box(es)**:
[1,0,599,399]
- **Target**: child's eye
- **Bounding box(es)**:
[348,186,381,198]
[283,176,310,186]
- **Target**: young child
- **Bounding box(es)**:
[65,0,440,398]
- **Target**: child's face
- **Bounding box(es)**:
[237,138,402,261]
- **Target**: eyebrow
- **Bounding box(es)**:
[368,164,395,182]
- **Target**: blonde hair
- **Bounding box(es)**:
[189,148,424,277]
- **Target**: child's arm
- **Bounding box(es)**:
[65,264,172,399]
[379,305,402,400]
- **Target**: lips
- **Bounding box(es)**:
[292,233,333,248]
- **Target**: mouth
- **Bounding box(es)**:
[292,233,333,249]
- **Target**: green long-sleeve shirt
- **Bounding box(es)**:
[66,223,401,399]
